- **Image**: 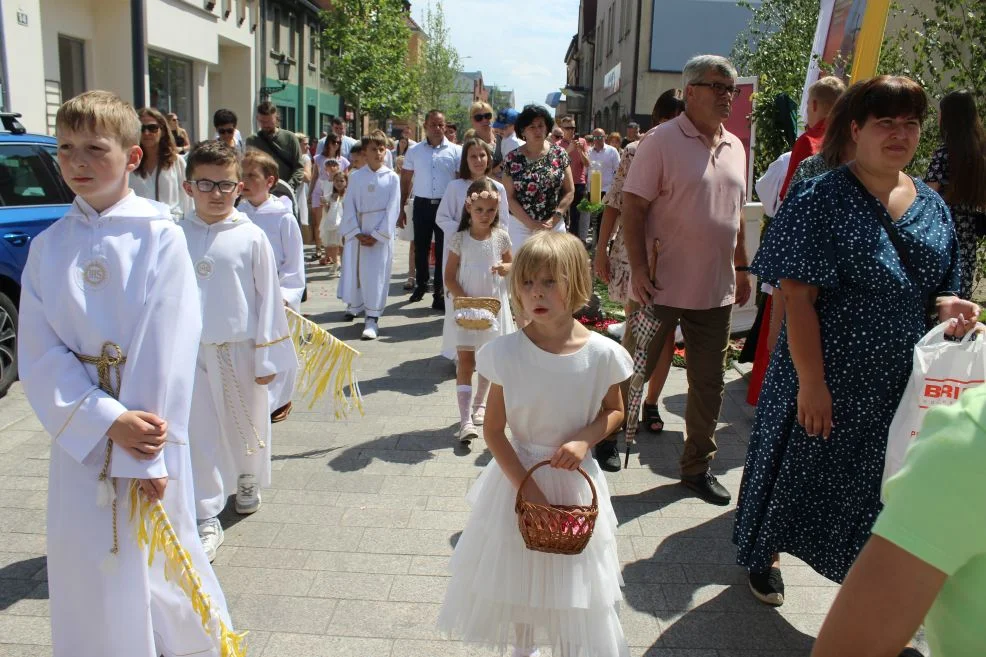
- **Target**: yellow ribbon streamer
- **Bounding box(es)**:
[286,307,364,418]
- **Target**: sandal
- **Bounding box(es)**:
[642,402,664,433]
[403,276,415,290]
[319,255,328,266]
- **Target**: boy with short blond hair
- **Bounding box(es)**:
[339,133,401,339]
[780,75,847,198]
[18,90,237,656]
[182,140,296,560]
[238,148,303,422]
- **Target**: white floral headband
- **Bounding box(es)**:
[465,190,499,205]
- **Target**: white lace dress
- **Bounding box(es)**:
[438,331,633,656]
[441,228,516,356]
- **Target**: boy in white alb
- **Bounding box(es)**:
[18,91,238,656]
[339,134,401,340]
[238,149,303,423]
[181,141,296,561]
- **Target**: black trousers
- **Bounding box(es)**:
[413,197,444,297]
[568,183,587,242]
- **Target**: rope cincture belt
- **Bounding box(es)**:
[74,341,246,656]
[75,342,126,558]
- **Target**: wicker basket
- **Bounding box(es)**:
[453,296,501,330]
[514,460,598,555]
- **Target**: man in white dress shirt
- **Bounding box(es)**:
[588,127,621,195]
[317,117,359,161]
[398,110,462,311]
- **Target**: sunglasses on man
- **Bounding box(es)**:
[691,81,742,98]
[473,113,493,122]
[216,127,236,136]
[140,124,161,133]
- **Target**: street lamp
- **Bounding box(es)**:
[260,56,292,99]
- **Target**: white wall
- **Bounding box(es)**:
[3,0,47,132]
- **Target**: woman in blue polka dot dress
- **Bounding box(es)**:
[733,76,980,607]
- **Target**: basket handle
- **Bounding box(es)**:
[514,459,598,510]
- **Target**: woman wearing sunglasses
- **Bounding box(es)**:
[129,107,190,221]
[469,101,496,147]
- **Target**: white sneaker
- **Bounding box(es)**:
[471,406,486,425]
[235,474,261,514]
[606,321,626,339]
[361,318,379,340]
[458,422,479,443]
[198,517,224,563]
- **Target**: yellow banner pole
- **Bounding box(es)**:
[849,0,893,83]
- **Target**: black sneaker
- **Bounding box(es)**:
[681,472,731,505]
[749,567,785,606]
[899,649,925,657]
[432,296,446,312]
[594,439,621,472]
[409,289,426,303]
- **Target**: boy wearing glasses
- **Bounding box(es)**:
[181,141,295,561]
[19,91,237,655]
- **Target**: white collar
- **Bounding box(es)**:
[67,191,168,224]
[185,208,251,229]
[241,195,290,218]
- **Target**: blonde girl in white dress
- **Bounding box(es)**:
[438,231,633,657]
[443,178,516,442]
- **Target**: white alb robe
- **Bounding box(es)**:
[239,195,305,411]
[240,195,306,312]
[182,210,297,520]
[338,165,401,317]
[17,192,233,657]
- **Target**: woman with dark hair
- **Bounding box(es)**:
[129,107,189,221]
[745,82,865,406]
[593,88,684,433]
[503,104,574,249]
[733,76,979,607]
[925,90,986,300]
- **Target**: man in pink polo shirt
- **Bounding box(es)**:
[598,55,750,505]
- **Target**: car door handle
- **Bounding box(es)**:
[2,232,29,247]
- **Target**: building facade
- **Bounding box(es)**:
[580,0,757,135]
[0,0,349,141]
[259,0,342,139]
[2,0,259,140]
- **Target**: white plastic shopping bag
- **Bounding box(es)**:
[883,322,986,493]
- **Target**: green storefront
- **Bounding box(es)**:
[266,78,341,139]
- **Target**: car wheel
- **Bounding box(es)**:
[0,291,17,397]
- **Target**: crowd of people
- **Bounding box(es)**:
[16,44,986,657]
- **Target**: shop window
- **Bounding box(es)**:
[148,51,194,141]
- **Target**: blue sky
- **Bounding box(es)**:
[413,0,581,109]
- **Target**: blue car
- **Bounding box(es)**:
[0,113,74,396]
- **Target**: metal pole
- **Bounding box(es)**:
[131,0,146,106]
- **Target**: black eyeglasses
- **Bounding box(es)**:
[189,179,238,194]
[691,82,741,98]
[140,124,161,133]
[473,113,493,122]
[216,127,236,135]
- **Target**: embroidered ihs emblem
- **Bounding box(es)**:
[195,257,215,279]
[80,257,109,289]
[367,184,375,193]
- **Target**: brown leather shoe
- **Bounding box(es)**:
[270,401,292,423]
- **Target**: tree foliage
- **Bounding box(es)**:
[731,0,821,188]
[415,2,462,113]
[319,0,418,122]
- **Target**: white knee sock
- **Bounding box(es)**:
[456,385,472,426]
[473,375,490,411]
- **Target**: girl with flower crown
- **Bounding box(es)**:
[442,178,516,442]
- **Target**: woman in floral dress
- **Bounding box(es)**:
[503,104,574,251]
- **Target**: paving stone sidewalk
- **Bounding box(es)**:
[0,247,848,657]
